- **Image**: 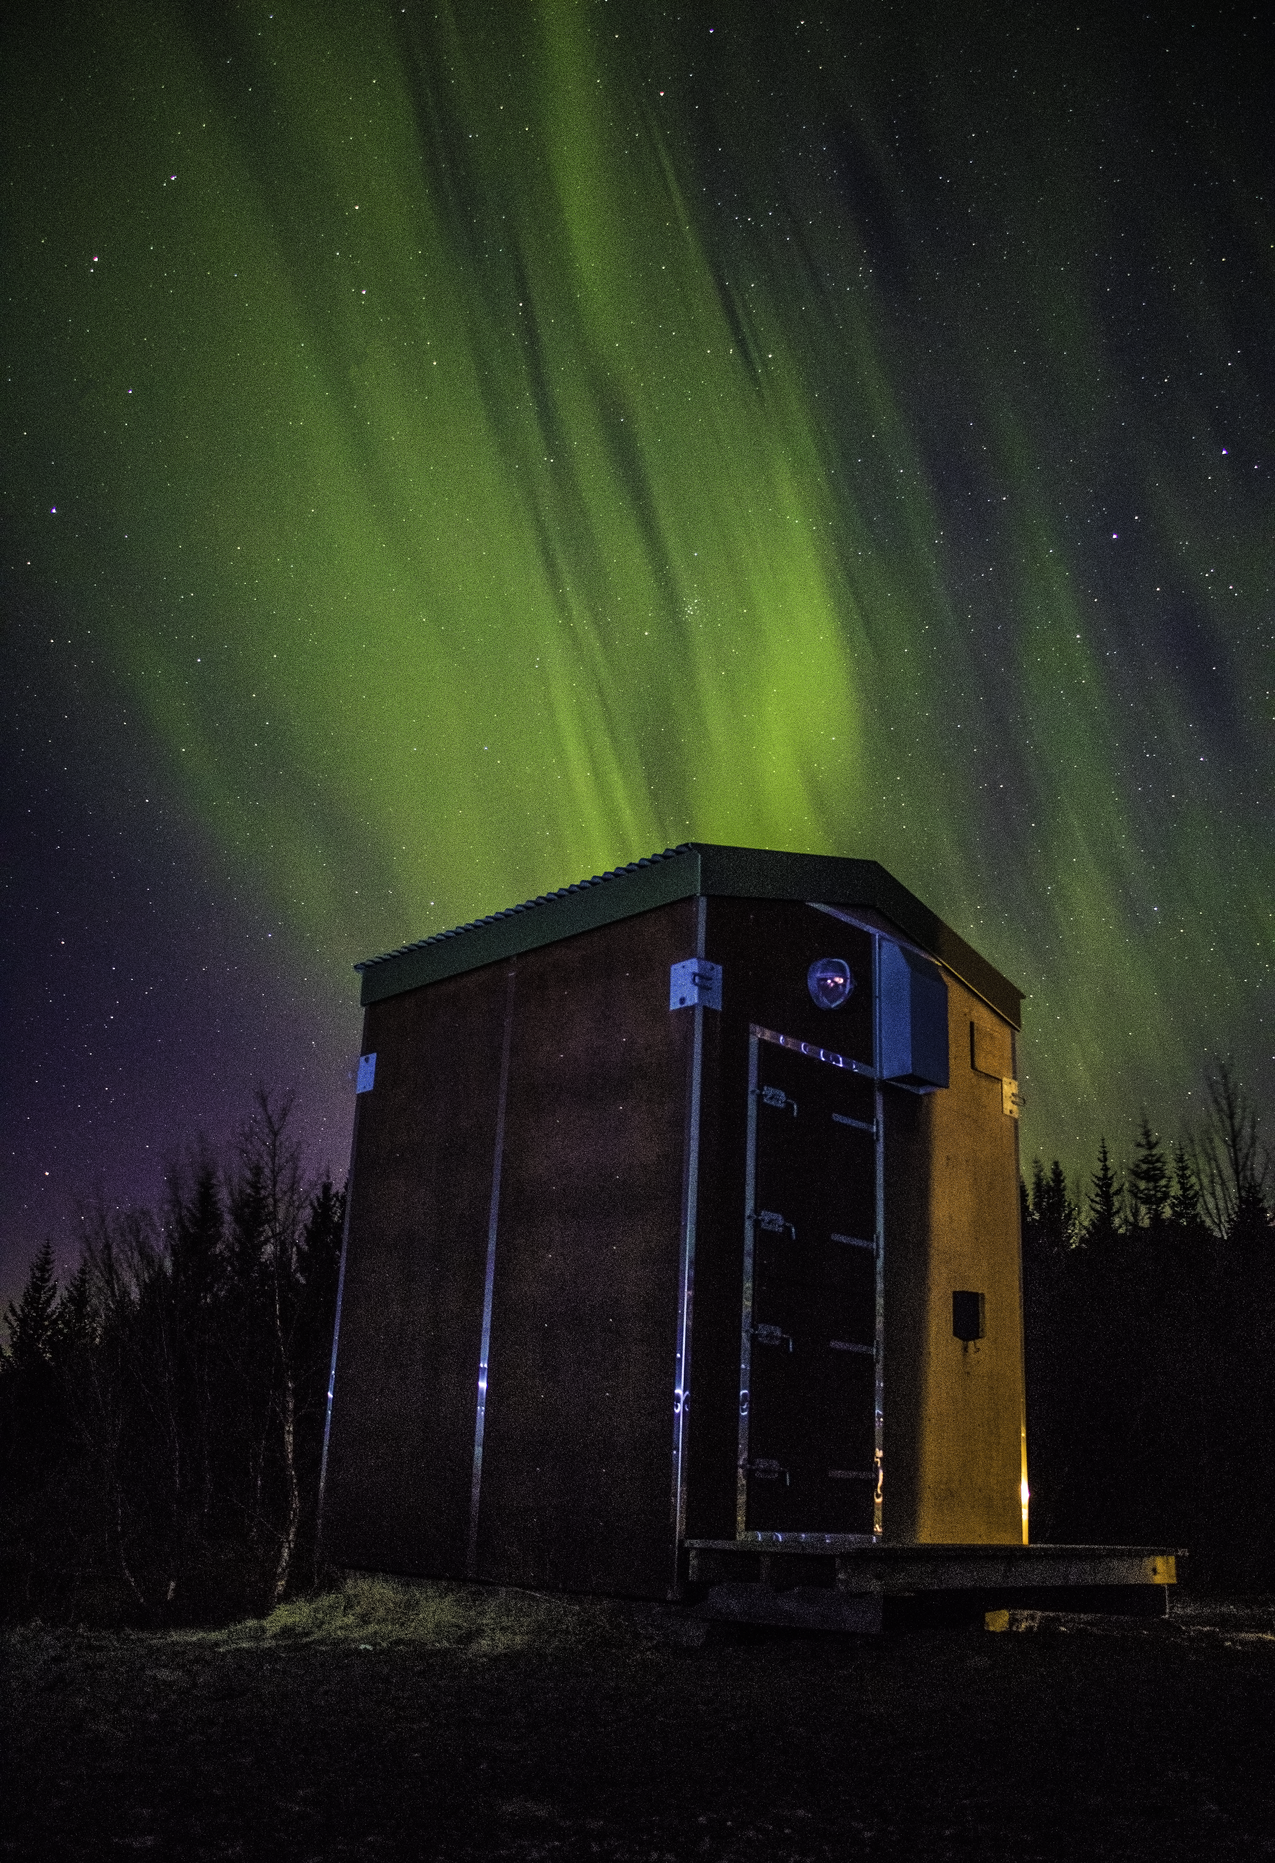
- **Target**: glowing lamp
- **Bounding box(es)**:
[807,956,854,1009]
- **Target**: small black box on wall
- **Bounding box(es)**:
[952,1290,986,1342]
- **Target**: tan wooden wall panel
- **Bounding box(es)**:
[900,976,1025,1544]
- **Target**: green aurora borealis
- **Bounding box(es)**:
[4,1,1273,1270]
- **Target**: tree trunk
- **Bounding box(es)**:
[271,1364,299,1605]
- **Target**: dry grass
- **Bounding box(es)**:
[248,1571,645,1653]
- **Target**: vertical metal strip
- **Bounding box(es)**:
[670,894,708,1589]
[736,1030,760,1537]
[315,1091,364,1561]
[466,962,517,1579]
[1012,1026,1030,1544]
[872,933,886,1537]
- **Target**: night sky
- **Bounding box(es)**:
[4,0,1272,1305]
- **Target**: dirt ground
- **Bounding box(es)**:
[4,1582,1275,1862]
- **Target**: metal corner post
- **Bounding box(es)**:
[872,932,886,1537]
[736,1028,760,1538]
[1012,1026,1030,1544]
[467,961,517,1579]
[315,1092,363,1562]
[671,894,708,1591]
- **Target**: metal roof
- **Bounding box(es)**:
[355,842,1024,1026]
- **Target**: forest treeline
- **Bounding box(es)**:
[1023,1065,1274,1590]
[0,1093,343,1625]
[3,1069,1273,1623]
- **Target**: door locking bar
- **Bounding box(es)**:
[757,1085,798,1116]
[753,1208,796,1237]
[752,1322,793,1352]
[832,1112,876,1134]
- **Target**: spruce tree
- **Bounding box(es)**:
[3,1241,60,1373]
[1047,1160,1079,1249]
[1027,1159,1078,1253]
[1129,1117,1171,1228]
[1230,1178,1273,1250]
[1084,1139,1124,1242]
[1169,1142,1203,1229]
[169,1157,224,1311]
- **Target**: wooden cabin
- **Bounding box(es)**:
[318,845,1175,1625]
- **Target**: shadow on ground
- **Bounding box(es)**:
[4,1577,1274,1860]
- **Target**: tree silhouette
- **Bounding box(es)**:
[1084,1139,1124,1243]
[5,1241,60,1373]
[5,1071,1275,1617]
[1021,1069,1275,1589]
[1168,1143,1203,1230]
[1129,1117,1172,1228]
[1193,1062,1270,1240]
[1029,1159,1079,1255]
[1,1092,345,1626]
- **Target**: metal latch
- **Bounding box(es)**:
[759,1085,798,1116]
[752,1322,793,1351]
[754,1209,796,1238]
[745,1458,789,1485]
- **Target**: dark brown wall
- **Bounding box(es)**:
[474,899,697,1598]
[321,964,510,1575]
[324,886,1023,1591]
[685,899,877,1542]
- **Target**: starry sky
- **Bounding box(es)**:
[4,0,1272,1303]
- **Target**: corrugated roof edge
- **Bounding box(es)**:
[355,846,700,1007]
[355,842,1024,1027]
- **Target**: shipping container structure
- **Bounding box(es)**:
[319,845,1177,1627]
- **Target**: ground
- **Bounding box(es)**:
[4,1580,1275,1861]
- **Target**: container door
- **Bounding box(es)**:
[737,1028,882,1536]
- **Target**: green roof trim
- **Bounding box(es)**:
[355,843,1024,1027]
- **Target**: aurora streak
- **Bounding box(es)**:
[3,0,1272,1287]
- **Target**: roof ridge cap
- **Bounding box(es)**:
[355,844,694,970]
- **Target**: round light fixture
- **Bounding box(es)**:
[807,956,855,1010]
